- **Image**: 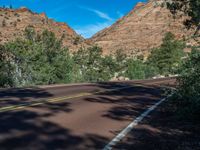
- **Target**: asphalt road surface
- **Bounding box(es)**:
[0,78,175,150]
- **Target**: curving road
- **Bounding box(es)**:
[0,78,175,150]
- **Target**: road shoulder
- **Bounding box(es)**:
[113,100,200,150]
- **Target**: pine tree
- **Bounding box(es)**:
[147,32,185,75]
[165,0,200,36]
[2,20,6,27]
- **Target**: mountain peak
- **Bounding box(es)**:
[133,2,145,10]
[90,0,196,56]
[16,7,32,13]
[0,7,89,51]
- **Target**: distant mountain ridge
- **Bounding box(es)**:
[90,0,198,56]
[0,7,89,51]
[0,1,199,56]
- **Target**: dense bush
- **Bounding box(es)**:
[171,48,200,121]
[0,29,185,87]
[124,58,160,80]
[0,45,14,87]
[72,46,116,82]
[3,27,74,87]
[164,0,200,122]
[147,32,185,75]
[125,59,146,79]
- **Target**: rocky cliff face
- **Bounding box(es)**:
[90,0,197,56]
[0,7,89,51]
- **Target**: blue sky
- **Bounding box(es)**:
[0,0,146,38]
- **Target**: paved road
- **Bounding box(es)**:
[0,78,175,150]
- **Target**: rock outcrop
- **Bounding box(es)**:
[0,7,89,51]
[1,1,198,56]
[90,0,198,56]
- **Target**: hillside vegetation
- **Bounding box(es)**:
[0,7,88,51]
[0,27,185,87]
[163,0,200,122]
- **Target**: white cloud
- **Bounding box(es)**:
[79,6,113,21]
[91,9,113,21]
[75,22,113,38]
[75,6,115,38]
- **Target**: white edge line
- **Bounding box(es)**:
[103,94,172,150]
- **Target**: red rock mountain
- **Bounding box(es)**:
[1,2,198,56]
[0,7,88,51]
[90,0,197,56]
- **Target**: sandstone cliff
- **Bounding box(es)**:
[0,7,89,51]
[90,0,198,56]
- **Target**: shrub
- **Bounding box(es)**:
[72,46,116,82]
[14,13,20,17]
[2,19,6,27]
[0,45,14,87]
[147,32,185,75]
[172,48,200,121]
[3,27,74,86]
[73,36,81,45]
[125,59,146,79]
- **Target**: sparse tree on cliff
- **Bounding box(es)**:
[165,0,200,36]
[2,20,6,27]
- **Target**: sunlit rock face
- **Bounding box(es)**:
[90,0,197,57]
[0,7,89,51]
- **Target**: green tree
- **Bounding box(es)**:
[4,27,74,86]
[0,45,14,87]
[147,32,185,75]
[165,0,200,36]
[125,58,146,79]
[73,46,118,82]
[73,36,81,45]
[114,49,127,76]
[97,55,117,81]
[73,46,105,82]
[2,20,6,27]
[171,48,200,121]
[165,1,200,121]
[144,63,159,79]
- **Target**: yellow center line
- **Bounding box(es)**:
[0,86,132,113]
[0,80,173,113]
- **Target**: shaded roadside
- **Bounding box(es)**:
[114,101,200,150]
[0,78,177,149]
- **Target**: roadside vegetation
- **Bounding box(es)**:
[165,0,200,122]
[147,32,185,75]
[0,0,199,123]
[0,27,185,87]
[170,48,200,121]
[1,29,198,122]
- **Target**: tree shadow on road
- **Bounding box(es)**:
[0,87,112,149]
[0,87,53,106]
[84,85,164,121]
[113,102,200,150]
[0,87,75,114]
[0,109,110,150]
[0,80,176,150]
